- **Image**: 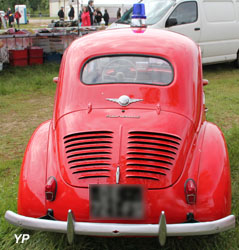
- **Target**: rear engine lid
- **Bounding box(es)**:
[56,108,194,189]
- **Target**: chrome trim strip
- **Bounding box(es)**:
[116,166,120,184]
[5,210,235,237]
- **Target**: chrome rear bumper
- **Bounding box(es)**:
[5,210,235,246]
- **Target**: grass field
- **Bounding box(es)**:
[0,17,53,30]
[0,62,239,249]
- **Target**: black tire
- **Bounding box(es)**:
[234,51,239,68]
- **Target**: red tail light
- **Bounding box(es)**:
[184,179,197,205]
[45,176,57,201]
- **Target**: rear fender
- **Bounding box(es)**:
[195,122,231,220]
[18,120,51,217]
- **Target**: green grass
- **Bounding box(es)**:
[0,63,239,249]
[29,17,57,20]
[1,17,52,30]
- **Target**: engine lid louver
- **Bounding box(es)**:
[62,129,183,189]
[63,131,113,184]
[125,131,181,184]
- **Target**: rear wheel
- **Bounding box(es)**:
[234,50,239,68]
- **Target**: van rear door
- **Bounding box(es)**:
[165,1,201,43]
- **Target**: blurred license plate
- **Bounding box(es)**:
[90,185,144,219]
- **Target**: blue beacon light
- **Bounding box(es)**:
[131,3,147,28]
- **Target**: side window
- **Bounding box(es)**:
[166,1,198,27]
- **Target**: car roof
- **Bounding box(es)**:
[68,28,199,66]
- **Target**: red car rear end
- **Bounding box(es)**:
[5,25,235,245]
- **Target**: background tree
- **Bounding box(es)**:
[0,0,49,15]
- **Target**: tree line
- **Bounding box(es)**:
[0,0,49,14]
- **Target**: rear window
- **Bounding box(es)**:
[82,56,173,85]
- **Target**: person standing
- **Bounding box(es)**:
[81,7,91,26]
[58,7,64,21]
[68,5,75,20]
[14,9,21,28]
[79,9,82,23]
[117,8,121,19]
[95,8,102,25]
[103,9,109,26]
[88,0,95,26]
[6,8,14,27]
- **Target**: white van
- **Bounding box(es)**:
[109,0,239,65]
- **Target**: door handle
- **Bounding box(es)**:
[194,27,200,31]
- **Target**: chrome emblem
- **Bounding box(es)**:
[106,95,143,106]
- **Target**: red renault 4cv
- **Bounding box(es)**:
[5,3,235,246]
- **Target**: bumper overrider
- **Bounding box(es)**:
[5,210,235,246]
